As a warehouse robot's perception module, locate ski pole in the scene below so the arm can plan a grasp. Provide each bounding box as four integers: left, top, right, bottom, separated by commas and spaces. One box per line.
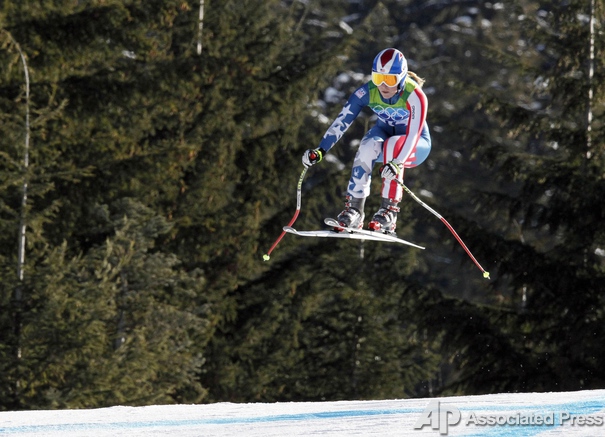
399, 181, 490, 279
263, 166, 308, 261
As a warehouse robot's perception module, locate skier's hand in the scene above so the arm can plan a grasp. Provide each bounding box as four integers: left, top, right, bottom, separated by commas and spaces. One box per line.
380, 161, 403, 181
302, 148, 325, 168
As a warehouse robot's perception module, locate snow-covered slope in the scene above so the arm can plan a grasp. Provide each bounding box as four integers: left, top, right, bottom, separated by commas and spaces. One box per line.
1, 389, 604, 436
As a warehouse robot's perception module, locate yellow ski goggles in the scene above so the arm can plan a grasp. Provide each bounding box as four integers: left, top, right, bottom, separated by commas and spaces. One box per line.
371, 72, 401, 87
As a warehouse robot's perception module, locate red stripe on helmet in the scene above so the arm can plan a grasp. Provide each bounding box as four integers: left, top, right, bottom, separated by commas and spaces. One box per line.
379, 49, 396, 69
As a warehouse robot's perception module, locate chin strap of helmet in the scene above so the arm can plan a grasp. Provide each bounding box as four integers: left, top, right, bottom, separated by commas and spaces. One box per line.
397, 73, 408, 92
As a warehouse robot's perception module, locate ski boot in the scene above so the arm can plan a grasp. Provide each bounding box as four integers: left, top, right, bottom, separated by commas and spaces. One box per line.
335, 195, 365, 231
368, 198, 399, 234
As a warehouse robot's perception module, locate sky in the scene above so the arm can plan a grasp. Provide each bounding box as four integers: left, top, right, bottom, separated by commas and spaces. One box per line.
1, 389, 604, 436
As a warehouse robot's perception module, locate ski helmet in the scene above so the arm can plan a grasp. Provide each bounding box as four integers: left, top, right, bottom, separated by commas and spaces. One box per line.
372, 48, 408, 88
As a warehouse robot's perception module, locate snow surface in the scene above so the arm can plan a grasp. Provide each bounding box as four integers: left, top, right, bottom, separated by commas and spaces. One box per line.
1, 389, 605, 436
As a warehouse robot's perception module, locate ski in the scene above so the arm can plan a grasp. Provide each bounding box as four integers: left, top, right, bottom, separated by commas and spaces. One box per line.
282, 222, 424, 249
323, 218, 425, 249
283, 226, 408, 244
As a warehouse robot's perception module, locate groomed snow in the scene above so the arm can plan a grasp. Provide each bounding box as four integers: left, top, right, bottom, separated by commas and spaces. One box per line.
1, 389, 604, 436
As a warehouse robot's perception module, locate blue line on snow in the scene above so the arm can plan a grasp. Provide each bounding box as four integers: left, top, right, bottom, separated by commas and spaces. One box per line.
0, 408, 419, 434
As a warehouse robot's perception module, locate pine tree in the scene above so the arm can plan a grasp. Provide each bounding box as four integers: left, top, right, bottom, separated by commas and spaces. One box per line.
13, 199, 218, 408
0, 16, 73, 410
449, 0, 605, 392
0, 0, 223, 408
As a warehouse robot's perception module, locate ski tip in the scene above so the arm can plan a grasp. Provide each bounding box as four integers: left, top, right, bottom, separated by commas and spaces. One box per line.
324, 218, 338, 226
324, 218, 346, 232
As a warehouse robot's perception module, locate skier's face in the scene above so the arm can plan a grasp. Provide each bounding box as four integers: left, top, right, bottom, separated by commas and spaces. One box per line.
378, 83, 398, 99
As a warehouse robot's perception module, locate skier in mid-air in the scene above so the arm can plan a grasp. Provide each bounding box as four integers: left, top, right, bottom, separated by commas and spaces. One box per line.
302, 48, 431, 235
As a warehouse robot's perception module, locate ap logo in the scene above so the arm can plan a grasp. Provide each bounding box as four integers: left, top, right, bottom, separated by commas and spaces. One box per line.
414, 400, 461, 435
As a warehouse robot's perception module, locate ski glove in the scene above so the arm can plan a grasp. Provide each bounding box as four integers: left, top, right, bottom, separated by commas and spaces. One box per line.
380, 161, 403, 181
302, 148, 325, 168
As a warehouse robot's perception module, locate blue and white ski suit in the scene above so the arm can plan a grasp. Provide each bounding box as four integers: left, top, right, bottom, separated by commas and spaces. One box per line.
318, 78, 431, 202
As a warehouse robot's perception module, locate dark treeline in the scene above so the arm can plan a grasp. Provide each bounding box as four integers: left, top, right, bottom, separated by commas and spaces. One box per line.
0, 0, 603, 410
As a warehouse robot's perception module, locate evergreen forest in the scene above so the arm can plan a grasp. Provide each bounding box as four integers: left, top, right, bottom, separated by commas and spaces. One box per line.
0, 0, 604, 410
